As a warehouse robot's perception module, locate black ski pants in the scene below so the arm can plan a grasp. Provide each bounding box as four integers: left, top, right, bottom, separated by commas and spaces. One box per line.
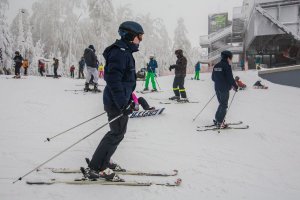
215, 90, 230, 123
173, 76, 187, 98
89, 106, 128, 171
54, 67, 58, 77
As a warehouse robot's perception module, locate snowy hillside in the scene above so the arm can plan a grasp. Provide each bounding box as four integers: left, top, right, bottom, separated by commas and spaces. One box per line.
0, 70, 300, 200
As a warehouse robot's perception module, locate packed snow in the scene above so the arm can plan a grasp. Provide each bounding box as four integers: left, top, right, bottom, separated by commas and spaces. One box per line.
0, 70, 300, 200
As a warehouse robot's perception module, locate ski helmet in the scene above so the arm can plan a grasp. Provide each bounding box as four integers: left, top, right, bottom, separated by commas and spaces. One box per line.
15, 51, 20, 55
175, 49, 183, 56
118, 21, 144, 41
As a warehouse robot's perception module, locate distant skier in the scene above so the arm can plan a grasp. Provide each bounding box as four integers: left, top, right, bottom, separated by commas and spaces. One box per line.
70, 65, 75, 78
38, 59, 45, 76
22, 58, 29, 76
78, 57, 85, 79
132, 92, 155, 111
13, 51, 23, 79
194, 61, 201, 80
83, 45, 100, 92
98, 62, 104, 79
212, 50, 238, 128
253, 80, 268, 89
53, 58, 59, 78
144, 55, 157, 91
235, 76, 247, 90
169, 49, 188, 102
84, 21, 144, 181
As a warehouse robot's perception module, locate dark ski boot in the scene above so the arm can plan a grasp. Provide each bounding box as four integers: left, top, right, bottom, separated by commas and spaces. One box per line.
143, 88, 149, 91
177, 98, 189, 103
93, 83, 101, 93
151, 89, 158, 92
84, 82, 90, 92
107, 161, 126, 172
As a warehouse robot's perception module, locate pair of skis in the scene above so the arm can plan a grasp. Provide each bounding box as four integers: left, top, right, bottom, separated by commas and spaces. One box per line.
197, 121, 249, 132
27, 167, 181, 187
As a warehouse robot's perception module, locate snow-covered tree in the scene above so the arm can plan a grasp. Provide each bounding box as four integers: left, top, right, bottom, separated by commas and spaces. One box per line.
173, 18, 193, 67
0, 0, 13, 71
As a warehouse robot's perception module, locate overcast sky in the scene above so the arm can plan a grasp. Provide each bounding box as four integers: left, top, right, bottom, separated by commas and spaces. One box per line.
7, 0, 243, 46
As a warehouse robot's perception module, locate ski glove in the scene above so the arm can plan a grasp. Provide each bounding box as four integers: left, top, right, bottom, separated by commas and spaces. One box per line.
233, 85, 239, 92
169, 65, 175, 71
122, 103, 135, 116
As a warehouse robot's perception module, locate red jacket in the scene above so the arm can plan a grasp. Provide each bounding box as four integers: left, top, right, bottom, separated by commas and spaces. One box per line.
236, 80, 246, 88
70, 66, 75, 72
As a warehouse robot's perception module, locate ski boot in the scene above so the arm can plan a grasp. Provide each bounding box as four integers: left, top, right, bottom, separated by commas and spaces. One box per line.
151, 88, 158, 92
107, 161, 126, 172
216, 122, 228, 129
93, 83, 101, 93
99, 168, 123, 181
169, 96, 180, 101
84, 82, 90, 92
80, 167, 100, 180
143, 88, 149, 91
145, 106, 156, 111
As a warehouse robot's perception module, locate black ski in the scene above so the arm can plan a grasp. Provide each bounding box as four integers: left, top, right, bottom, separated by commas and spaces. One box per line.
197, 121, 243, 128
197, 125, 249, 132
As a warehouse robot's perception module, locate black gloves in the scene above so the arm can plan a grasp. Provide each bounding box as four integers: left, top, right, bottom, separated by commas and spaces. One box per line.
122, 103, 135, 116
169, 65, 175, 71
233, 85, 239, 92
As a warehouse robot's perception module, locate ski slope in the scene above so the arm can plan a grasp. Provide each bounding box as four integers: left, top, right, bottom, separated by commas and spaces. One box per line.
0, 70, 300, 200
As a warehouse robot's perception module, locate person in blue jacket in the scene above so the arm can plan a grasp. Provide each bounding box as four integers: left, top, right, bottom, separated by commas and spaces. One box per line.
212, 50, 238, 128
144, 55, 158, 91
85, 21, 144, 181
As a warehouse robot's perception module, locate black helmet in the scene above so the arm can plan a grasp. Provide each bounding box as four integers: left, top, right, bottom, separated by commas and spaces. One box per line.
221, 50, 233, 60
118, 21, 144, 41
88, 45, 95, 52
175, 49, 183, 56
15, 51, 20, 55
235, 76, 240, 81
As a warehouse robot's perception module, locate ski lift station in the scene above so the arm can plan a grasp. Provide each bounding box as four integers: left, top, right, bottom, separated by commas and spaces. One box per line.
199, 0, 300, 69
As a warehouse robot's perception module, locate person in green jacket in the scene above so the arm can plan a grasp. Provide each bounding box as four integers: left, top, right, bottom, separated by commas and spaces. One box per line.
144, 55, 157, 91
194, 61, 201, 80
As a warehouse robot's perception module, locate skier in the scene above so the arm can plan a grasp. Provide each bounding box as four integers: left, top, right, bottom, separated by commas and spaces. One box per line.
38, 59, 45, 76
132, 92, 155, 111
70, 65, 75, 78
212, 50, 238, 128
169, 49, 188, 102
194, 61, 201, 80
53, 58, 59, 78
83, 45, 100, 92
143, 55, 157, 91
84, 21, 144, 181
13, 51, 23, 79
98, 63, 104, 79
253, 80, 268, 89
22, 58, 29, 76
235, 76, 247, 90
78, 57, 85, 79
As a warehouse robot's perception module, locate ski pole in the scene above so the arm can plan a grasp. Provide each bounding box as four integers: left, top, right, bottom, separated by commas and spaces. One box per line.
13, 113, 123, 184
192, 94, 216, 122
155, 77, 161, 91
224, 91, 237, 120
45, 112, 107, 142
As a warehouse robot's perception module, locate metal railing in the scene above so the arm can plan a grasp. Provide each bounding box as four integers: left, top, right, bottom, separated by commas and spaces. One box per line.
200, 26, 232, 46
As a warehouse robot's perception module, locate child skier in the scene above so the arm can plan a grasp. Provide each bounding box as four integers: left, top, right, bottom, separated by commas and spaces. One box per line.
13, 51, 23, 79
194, 61, 201, 80
132, 92, 155, 111
144, 56, 158, 91
70, 65, 75, 78
253, 80, 268, 89
22, 59, 29, 76
98, 63, 104, 79
235, 76, 247, 90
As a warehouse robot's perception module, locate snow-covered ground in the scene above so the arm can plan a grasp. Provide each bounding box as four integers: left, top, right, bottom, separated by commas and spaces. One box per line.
1, 70, 300, 200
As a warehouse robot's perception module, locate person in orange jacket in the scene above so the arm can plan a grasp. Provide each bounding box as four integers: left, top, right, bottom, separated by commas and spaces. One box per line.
22, 59, 29, 76
235, 76, 247, 90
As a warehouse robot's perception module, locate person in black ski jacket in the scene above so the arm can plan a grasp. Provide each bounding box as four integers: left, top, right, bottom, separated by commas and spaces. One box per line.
13, 51, 23, 78
212, 50, 238, 128
86, 21, 144, 181
83, 45, 100, 92
169, 49, 188, 101
53, 58, 59, 78
78, 57, 85, 79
